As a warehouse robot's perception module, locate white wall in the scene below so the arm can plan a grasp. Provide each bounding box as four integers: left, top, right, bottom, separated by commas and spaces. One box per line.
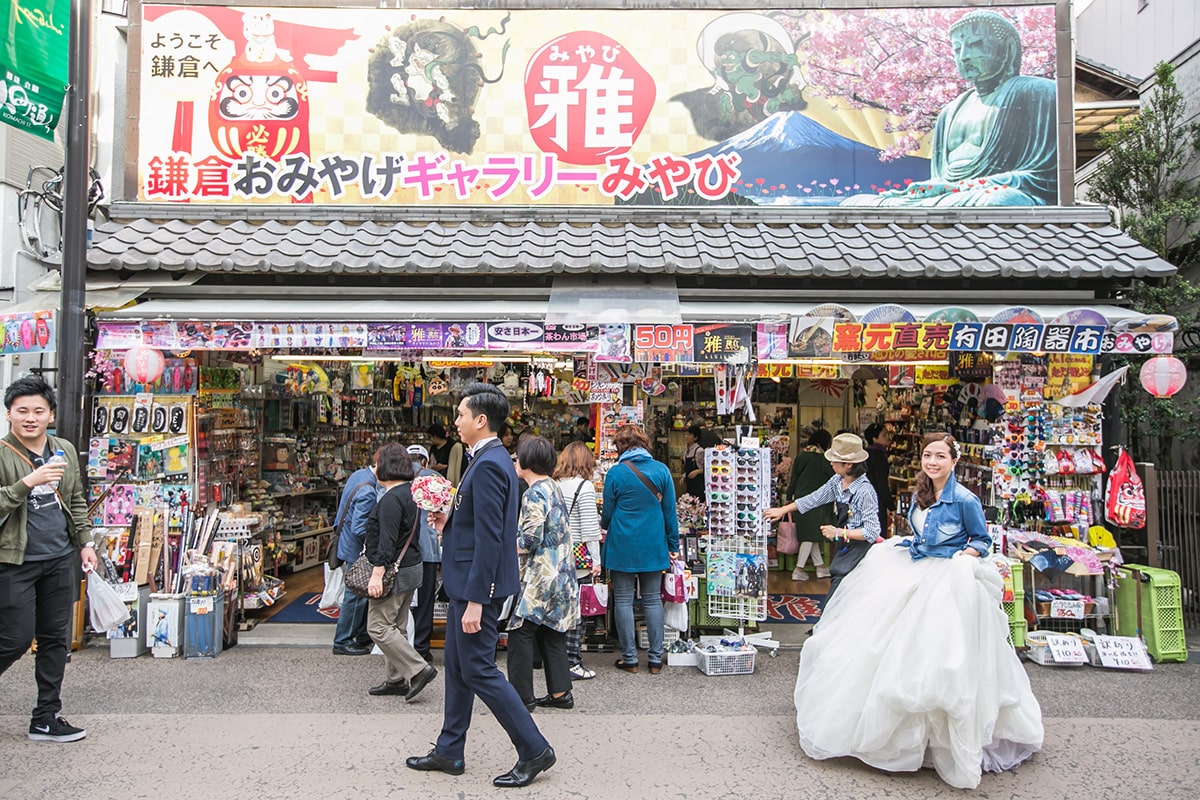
1076, 0, 1200, 81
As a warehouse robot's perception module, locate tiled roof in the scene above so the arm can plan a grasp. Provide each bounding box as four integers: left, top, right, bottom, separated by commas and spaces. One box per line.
87, 205, 1176, 280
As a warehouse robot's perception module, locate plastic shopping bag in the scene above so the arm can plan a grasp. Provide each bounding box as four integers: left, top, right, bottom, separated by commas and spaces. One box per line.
86, 569, 130, 633
319, 564, 345, 610
661, 559, 687, 604
664, 601, 689, 632
580, 583, 609, 616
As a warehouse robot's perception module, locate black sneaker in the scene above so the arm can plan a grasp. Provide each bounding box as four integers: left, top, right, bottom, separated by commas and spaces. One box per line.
29, 716, 87, 742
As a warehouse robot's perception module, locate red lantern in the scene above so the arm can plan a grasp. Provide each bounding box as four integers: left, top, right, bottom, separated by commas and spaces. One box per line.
1139, 356, 1187, 398
124, 346, 166, 385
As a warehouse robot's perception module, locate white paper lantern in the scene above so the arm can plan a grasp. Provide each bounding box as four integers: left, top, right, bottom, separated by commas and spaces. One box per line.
1139, 356, 1187, 398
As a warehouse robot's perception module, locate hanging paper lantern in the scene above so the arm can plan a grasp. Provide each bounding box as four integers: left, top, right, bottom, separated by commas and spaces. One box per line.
123, 346, 166, 385
1139, 356, 1187, 398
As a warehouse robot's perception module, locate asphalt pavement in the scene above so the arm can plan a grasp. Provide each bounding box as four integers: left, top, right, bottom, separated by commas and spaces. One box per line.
2, 635, 1198, 800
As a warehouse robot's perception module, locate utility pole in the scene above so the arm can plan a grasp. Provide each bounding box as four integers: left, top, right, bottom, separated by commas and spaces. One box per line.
58, 0, 92, 452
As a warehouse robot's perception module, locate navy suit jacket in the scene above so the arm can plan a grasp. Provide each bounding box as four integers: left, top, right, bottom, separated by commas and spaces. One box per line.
440, 440, 521, 604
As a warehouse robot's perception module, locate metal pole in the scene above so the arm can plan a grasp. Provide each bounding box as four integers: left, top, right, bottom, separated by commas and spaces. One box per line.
1139, 462, 1161, 569
58, 0, 92, 452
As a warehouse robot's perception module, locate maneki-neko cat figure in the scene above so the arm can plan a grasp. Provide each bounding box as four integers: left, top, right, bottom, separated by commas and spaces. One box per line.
208, 13, 310, 166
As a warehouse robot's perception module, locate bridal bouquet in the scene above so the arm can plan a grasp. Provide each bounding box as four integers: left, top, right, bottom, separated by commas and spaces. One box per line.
411, 473, 454, 511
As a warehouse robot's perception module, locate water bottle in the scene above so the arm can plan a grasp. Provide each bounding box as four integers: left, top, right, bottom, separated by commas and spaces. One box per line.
47, 449, 66, 490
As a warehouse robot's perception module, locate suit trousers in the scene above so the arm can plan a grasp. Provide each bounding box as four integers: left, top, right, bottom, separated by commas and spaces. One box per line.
367, 590, 428, 685
436, 597, 549, 761
0, 554, 76, 723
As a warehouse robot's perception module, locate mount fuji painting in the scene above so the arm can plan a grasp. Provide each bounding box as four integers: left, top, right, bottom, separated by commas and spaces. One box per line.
618, 111, 931, 207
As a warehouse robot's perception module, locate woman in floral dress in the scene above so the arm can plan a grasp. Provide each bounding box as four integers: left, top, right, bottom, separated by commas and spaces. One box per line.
507, 435, 580, 711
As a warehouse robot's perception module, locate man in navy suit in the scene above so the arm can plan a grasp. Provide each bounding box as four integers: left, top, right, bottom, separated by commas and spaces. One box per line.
406, 383, 555, 788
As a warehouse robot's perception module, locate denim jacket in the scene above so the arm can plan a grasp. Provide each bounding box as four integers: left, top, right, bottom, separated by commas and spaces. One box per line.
899, 472, 990, 560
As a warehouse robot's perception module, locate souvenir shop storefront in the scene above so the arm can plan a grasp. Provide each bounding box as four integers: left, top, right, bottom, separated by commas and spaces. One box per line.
80, 279, 1185, 664
81, 0, 1187, 663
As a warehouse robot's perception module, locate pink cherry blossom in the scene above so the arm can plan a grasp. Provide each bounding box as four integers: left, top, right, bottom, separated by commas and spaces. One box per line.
774, 7, 1055, 160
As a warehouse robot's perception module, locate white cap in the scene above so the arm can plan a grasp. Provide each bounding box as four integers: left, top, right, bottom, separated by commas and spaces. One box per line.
406, 444, 430, 460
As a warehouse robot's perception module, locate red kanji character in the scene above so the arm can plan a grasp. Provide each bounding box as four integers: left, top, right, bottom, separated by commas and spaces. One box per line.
191, 155, 232, 198
862, 324, 895, 352
832, 323, 864, 352
145, 154, 192, 198
893, 323, 921, 349
692, 153, 741, 200
922, 323, 952, 351
599, 155, 647, 200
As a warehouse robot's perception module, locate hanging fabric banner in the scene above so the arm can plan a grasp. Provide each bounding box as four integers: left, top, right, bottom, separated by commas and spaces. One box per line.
1, 0, 70, 139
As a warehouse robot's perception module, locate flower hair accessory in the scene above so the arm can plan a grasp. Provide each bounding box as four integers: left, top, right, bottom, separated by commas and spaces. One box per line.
411, 473, 454, 511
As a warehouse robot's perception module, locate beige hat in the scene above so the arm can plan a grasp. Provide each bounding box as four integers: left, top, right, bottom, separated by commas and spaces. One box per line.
824, 433, 868, 464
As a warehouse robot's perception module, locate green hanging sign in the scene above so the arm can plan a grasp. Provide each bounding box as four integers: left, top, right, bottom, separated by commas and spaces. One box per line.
1, 0, 70, 140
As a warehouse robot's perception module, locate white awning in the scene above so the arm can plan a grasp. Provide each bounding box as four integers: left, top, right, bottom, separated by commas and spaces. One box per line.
95, 297, 1148, 326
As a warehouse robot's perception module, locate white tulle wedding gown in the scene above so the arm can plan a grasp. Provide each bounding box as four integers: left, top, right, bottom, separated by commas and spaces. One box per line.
794, 542, 1044, 789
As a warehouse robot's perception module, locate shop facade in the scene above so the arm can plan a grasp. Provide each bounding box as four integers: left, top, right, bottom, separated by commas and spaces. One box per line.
80, 1, 1181, 658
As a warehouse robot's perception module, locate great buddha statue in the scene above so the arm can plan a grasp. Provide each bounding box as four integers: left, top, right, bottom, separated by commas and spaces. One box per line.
843, 10, 1058, 207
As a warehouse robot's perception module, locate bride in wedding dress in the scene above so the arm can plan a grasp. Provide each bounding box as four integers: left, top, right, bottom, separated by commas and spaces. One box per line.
793, 433, 1043, 790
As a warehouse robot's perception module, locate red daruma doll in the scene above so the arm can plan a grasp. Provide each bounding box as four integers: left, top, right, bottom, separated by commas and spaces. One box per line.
208, 13, 310, 166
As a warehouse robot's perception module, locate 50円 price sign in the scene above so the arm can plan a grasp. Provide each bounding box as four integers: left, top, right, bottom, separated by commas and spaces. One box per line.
1050, 599, 1085, 619
1092, 635, 1153, 670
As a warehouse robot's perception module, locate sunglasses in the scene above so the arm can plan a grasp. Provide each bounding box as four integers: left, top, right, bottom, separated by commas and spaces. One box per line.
709, 492, 732, 502
709, 464, 731, 475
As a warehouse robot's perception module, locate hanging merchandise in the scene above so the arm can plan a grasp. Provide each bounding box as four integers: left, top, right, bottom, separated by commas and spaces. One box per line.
1105, 448, 1146, 529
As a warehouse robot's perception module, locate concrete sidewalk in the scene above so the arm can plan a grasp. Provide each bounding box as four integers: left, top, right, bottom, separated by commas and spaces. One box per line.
3, 643, 1197, 800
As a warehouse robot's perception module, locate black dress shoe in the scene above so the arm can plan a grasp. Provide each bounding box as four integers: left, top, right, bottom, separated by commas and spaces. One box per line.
493, 746, 556, 788
368, 680, 409, 696
406, 665, 438, 701
523, 698, 537, 713
406, 748, 465, 776
332, 643, 371, 656
535, 691, 574, 709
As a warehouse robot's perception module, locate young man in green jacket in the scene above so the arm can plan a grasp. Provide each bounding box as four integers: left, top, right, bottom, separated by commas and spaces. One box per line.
0, 376, 96, 742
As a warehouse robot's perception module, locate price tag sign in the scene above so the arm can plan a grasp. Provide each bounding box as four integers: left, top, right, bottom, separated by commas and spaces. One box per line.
189, 596, 214, 615
1092, 635, 1153, 670
1046, 634, 1088, 664
114, 581, 140, 603
1050, 599, 1085, 619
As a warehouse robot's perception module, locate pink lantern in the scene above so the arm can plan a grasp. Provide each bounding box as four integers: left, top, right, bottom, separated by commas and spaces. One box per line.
123, 346, 166, 385
1139, 356, 1187, 398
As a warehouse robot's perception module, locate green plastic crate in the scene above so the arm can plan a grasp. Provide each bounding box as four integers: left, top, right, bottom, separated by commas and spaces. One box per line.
1008, 619, 1027, 649
1115, 565, 1188, 663
1003, 560, 1025, 624
691, 578, 751, 631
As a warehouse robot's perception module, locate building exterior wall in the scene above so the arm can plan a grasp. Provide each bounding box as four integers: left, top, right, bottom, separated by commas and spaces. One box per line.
1076, 0, 1200, 82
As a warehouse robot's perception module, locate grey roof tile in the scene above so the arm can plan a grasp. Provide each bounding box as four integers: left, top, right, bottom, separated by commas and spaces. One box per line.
86, 215, 1177, 281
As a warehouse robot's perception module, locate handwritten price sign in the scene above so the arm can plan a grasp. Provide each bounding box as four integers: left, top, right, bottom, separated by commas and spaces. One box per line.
1046, 634, 1088, 664
1050, 599, 1085, 619
1092, 635, 1153, 670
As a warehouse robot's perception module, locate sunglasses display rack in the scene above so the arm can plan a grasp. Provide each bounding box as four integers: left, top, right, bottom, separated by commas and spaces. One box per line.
703, 446, 771, 625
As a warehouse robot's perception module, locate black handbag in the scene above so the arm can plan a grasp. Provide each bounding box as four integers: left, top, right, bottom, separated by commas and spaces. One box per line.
344, 515, 419, 597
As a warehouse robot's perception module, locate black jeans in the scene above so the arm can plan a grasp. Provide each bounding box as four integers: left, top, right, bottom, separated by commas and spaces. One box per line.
0, 554, 77, 723
412, 561, 440, 658
505, 621, 571, 705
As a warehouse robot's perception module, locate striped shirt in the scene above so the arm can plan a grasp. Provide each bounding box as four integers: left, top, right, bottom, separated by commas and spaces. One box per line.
556, 476, 602, 543
792, 473, 881, 543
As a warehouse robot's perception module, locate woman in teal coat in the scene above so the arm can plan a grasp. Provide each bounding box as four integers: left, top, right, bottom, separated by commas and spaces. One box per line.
601, 425, 680, 675
786, 430, 834, 582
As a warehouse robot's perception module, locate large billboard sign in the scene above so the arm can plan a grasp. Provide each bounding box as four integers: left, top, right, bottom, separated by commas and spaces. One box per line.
137, 5, 1058, 207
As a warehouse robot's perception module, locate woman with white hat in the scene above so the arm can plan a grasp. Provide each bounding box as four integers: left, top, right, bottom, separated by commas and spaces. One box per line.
766, 432, 881, 604
778, 433, 1043, 790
